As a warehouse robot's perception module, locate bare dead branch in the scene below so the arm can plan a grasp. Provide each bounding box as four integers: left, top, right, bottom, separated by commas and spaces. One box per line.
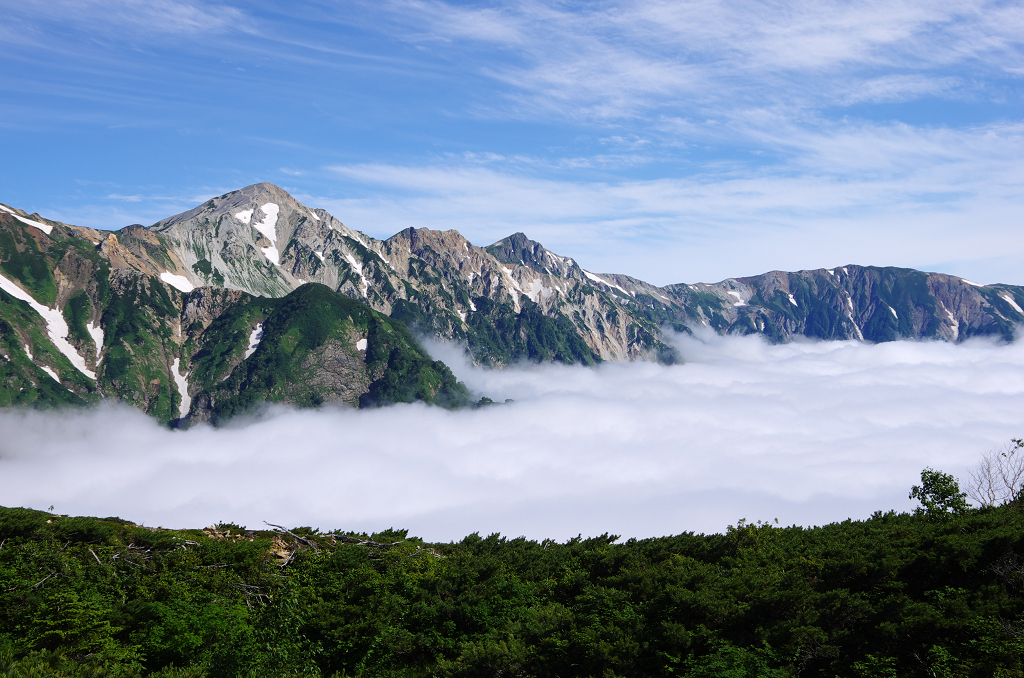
88, 548, 102, 566
230, 582, 263, 591
968, 440, 1024, 507
264, 521, 320, 554
329, 534, 406, 550
30, 571, 58, 589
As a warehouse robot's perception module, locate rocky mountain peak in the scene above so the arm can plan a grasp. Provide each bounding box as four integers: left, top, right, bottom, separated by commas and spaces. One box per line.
485, 232, 578, 278
486, 232, 544, 265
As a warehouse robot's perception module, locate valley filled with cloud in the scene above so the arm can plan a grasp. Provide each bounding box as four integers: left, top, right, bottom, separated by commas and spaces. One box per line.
2, 332, 1020, 540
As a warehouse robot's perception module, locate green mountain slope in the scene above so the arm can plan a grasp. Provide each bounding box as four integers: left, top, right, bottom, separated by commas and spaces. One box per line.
185, 284, 469, 423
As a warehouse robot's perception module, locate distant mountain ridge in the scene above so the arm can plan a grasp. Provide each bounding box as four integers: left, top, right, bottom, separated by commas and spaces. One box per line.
128, 183, 1024, 355
1, 183, 1021, 422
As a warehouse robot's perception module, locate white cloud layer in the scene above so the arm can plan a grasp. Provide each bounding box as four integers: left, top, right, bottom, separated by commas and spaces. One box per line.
2, 333, 1022, 541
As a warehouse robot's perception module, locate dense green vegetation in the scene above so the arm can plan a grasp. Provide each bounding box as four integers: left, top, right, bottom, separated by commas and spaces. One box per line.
463, 296, 601, 366
2, 469, 1023, 677
98, 275, 180, 422
0, 228, 57, 307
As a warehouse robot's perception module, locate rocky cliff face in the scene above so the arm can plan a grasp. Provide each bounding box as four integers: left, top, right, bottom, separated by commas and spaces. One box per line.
662, 265, 1024, 344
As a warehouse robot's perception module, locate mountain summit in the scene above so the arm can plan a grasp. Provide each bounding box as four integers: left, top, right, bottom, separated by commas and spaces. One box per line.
1, 183, 1022, 423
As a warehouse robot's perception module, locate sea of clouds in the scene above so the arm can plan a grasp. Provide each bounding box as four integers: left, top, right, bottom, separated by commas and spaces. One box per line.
1, 331, 1022, 542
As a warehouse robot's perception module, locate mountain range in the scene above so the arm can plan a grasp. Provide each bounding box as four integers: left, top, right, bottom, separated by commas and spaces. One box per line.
2, 182, 1022, 424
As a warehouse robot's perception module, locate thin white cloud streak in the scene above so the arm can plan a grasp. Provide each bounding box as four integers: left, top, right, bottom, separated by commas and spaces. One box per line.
1, 334, 1022, 541
379, 0, 1024, 119
2, 0, 248, 39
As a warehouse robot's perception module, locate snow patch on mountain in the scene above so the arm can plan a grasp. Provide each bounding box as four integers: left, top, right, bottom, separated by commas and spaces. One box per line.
40, 365, 60, 382
582, 270, 633, 297
889, 306, 898, 319
524, 278, 553, 303
244, 324, 264, 359
0, 204, 53, 235
727, 291, 746, 307
356, 338, 367, 351
788, 294, 798, 306
499, 267, 523, 312
234, 209, 253, 224
501, 267, 522, 292
1000, 294, 1024, 315
847, 312, 864, 339
171, 358, 191, 419
251, 203, 281, 265
344, 253, 369, 297
159, 272, 194, 293
0, 271, 95, 380
342, 228, 370, 250
87, 322, 104, 359
945, 309, 960, 340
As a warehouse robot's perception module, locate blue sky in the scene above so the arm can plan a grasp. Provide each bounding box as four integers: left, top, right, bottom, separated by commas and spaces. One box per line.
1, 0, 1022, 285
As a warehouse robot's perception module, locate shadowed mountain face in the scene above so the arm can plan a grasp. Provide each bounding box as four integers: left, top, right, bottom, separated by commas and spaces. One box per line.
1, 183, 1022, 422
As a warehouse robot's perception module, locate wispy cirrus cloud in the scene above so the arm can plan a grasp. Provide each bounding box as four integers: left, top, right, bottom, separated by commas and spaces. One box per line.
374, 0, 1024, 120
3, 0, 249, 39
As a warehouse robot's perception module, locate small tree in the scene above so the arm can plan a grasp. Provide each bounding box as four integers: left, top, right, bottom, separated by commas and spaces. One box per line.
967, 438, 1024, 508
910, 468, 968, 518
